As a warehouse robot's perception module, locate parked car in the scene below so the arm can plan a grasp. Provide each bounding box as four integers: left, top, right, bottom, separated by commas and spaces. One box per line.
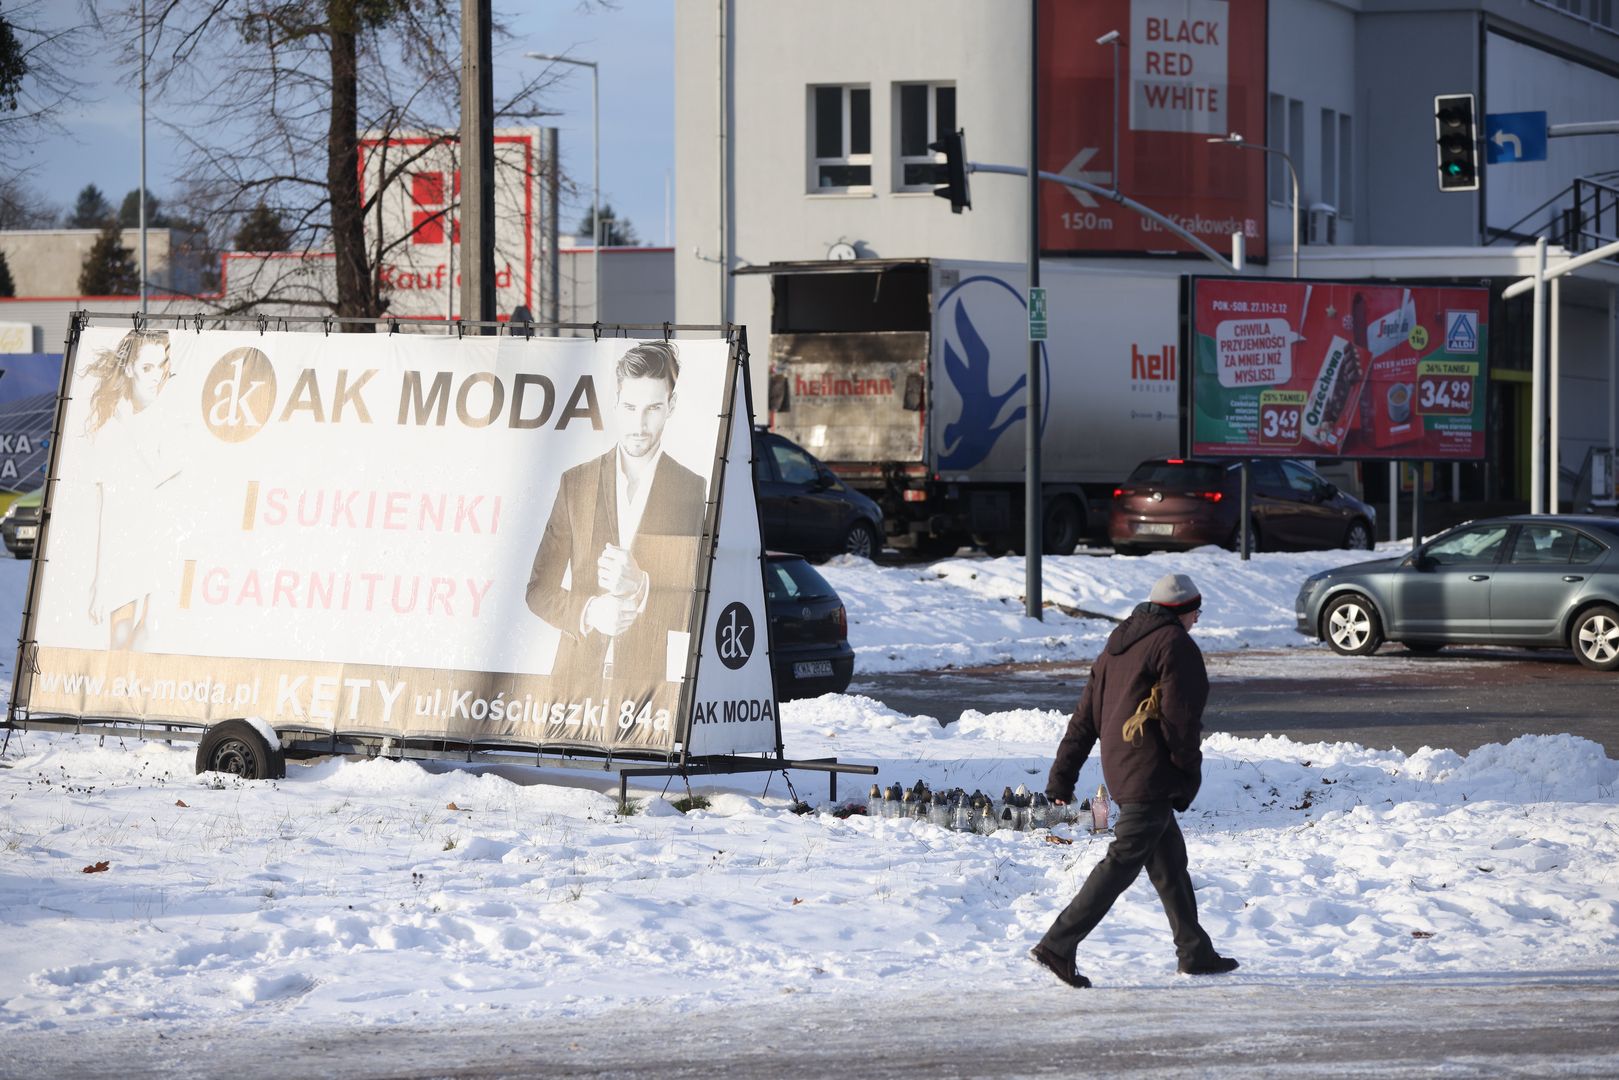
764, 551, 854, 699
1296, 515, 1619, 671
755, 428, 884, 561
1, 488, 43, 559
1110, 458, 1376, 555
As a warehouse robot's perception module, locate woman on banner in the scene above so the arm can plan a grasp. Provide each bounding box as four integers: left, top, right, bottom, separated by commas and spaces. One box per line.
80, 328, 181, 650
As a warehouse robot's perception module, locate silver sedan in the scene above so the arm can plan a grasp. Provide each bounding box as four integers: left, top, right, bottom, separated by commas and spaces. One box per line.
1295, 515, 1619, 671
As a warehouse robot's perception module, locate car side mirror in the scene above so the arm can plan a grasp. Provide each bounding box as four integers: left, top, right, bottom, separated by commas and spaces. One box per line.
1402, 552, 1434, 571
1320, 482, 1338, 500
816, 468, 838, 490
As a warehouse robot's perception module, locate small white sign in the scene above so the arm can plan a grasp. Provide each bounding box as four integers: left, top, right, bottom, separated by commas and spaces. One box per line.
0, 322, 34, 354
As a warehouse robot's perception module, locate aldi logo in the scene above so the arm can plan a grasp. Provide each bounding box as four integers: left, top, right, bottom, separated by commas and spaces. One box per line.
1445, 311, 1479, 354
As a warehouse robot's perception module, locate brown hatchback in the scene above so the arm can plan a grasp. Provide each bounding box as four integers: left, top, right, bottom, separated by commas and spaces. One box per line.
1109, 458, 1377, 555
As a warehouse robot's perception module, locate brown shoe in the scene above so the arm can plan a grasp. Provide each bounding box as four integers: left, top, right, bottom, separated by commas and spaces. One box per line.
1028, 944, 1092, 988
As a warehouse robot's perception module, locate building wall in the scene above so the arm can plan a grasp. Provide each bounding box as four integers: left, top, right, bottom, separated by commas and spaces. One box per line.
0, 229, 204, 298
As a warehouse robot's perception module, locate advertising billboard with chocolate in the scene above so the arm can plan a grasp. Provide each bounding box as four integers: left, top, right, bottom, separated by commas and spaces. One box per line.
1190, 279, 1490, 461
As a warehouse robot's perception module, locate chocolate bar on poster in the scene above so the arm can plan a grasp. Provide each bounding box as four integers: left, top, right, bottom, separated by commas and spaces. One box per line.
1300, 335, 1367, 453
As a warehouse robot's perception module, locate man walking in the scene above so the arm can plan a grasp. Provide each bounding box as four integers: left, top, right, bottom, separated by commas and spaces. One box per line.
1029, 572, 1239, 988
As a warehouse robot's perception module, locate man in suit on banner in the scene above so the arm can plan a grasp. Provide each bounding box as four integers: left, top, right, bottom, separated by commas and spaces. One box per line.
526, 340, 707, 695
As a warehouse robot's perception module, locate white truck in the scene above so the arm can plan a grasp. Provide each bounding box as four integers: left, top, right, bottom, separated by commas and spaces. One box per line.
762, 258, 1185, 556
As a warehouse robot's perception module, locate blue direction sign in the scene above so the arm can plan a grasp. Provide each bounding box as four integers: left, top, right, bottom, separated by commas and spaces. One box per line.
1485, 111, 1548, 164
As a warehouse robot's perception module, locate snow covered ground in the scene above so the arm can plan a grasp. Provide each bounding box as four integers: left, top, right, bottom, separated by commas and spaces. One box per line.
1, 548, 1616, 1072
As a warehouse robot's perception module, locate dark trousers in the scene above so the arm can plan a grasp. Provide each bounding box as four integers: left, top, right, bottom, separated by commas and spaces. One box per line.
1039, 800, 1217, 967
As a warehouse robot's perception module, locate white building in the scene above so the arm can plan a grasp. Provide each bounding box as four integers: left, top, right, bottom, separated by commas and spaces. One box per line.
675, 0, 1619, 511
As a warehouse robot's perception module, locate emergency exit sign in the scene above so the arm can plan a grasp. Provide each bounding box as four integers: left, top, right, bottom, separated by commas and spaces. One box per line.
1028, 286, 1048, 341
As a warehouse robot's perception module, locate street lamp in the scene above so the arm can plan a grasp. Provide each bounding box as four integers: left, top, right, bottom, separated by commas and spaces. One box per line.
526, 52, 600, 323
1095, 30, 1121, 195
1206, 132, 1298, 279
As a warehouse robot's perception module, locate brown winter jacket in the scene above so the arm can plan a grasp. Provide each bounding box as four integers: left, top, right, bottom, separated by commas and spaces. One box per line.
1045, 604, 1209, 810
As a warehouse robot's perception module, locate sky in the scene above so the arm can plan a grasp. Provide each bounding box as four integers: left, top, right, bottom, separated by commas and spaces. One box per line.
1, 546, 1616, 1072
18, 1, 675, 246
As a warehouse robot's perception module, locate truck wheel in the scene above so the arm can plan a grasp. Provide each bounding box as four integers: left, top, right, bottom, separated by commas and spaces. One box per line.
1042, 498, 1084, 557
196, 720, 286, 780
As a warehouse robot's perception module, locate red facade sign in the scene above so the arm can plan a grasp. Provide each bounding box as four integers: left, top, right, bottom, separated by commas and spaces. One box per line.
1038, 0, 1268, 258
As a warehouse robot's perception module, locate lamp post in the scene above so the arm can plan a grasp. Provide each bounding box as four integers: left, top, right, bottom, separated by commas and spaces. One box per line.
526, 52, 600, 323
1095, 30, 1121, 195
1206, 132, 1298, 279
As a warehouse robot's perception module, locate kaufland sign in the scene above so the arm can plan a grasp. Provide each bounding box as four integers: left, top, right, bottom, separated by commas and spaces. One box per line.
358, 129, 540, 320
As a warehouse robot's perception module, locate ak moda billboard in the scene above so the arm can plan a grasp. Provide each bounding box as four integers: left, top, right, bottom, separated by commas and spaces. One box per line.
20, 325, 777, 758
1038, 0, 1268, 257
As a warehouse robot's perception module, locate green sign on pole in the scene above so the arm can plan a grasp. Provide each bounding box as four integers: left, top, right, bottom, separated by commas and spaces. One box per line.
1028, 286, 1048, 341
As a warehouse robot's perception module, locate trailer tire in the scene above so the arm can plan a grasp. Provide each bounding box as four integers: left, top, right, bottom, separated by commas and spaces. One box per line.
196, 720, 286, 780
1043, 497, 1084, 557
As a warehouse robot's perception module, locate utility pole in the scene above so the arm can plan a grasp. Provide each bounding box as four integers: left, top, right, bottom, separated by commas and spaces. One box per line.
1025, 0, 1043, 620
459, 0, 496, 329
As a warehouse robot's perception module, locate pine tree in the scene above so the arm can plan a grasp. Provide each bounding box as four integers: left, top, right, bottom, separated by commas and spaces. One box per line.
117, 189, 171, 229
0, 249, 14, 298
577, 203, 638, 247
77, 221, 139, 295
66, 184, 113, 228
234, 201, 291, 252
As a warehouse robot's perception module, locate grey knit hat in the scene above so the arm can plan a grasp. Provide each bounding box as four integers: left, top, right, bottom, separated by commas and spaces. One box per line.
1149, 573, 1201, 613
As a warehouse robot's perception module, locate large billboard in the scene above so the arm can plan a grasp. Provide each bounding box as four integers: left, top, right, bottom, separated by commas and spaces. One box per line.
1038, 0, 1268, 257
1191, 278, 1491, 460
18, 325, 776, 758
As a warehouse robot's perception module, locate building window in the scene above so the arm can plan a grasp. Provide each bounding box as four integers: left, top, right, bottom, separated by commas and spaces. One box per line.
811, 85, 871, 191
1266, 94, 1287, 205
1319, 108, 1338, 210
1338, 113, 1354, 220
895, 82, 956, 190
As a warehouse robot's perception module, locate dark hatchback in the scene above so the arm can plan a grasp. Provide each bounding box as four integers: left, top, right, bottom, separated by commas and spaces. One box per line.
1296, 515, 1619, 671
1, 488, 43, 559
1110, 458, 1377, 555
764, 552, 854, 700
755, 428, 884, 561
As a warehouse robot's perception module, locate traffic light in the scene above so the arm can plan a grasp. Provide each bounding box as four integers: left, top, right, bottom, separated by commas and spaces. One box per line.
930, 129, 971, 213
1434, 94, 1479, 192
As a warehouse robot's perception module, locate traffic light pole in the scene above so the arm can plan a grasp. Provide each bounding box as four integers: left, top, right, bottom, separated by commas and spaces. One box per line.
1025, 0, 1042, 621
970, 163, 1240, 275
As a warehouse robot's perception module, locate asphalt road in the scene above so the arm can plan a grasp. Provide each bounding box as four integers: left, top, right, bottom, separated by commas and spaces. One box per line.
11, 978, 1616, 1078
847, 645, 1619, 756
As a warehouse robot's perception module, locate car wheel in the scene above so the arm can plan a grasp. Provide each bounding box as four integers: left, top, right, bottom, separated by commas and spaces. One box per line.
1570, 604, 1619, 671
1344, 519, 1374, 551
195, 720, 286, 780
842, 521, 879, 560
1322, 593, 1383, 656
1228, 519, 1262, 554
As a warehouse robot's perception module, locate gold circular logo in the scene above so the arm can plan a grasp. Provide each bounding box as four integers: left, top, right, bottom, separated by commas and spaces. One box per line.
201, 346, 278, 443
1408, 325, 1430, 350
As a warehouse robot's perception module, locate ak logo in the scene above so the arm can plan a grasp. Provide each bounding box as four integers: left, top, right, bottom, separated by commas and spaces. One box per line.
715, 602, 755, 670
202, 346, 278, 443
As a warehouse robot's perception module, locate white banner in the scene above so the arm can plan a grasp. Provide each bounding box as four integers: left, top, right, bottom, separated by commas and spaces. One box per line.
23, 324, 776, 756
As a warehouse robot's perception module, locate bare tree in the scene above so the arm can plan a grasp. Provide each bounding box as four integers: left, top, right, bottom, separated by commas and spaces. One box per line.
0, 0, 91, 153
120, 1, 560, 325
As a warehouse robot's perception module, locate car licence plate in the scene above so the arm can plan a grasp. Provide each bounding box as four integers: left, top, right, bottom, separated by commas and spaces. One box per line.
793, 660, 833, 679
17, 526, 37, 540
1134, 522, 1174, 536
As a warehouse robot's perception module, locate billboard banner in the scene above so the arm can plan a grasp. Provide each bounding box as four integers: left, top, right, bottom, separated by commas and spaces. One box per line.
20, 325, 777, 757
1191, 278, 1491, 460
1038, 0, 1268, 257
0, 353, 62, 494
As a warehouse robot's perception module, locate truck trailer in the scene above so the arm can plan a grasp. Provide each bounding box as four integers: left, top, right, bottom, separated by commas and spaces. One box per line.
761, 258, 1186, 556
